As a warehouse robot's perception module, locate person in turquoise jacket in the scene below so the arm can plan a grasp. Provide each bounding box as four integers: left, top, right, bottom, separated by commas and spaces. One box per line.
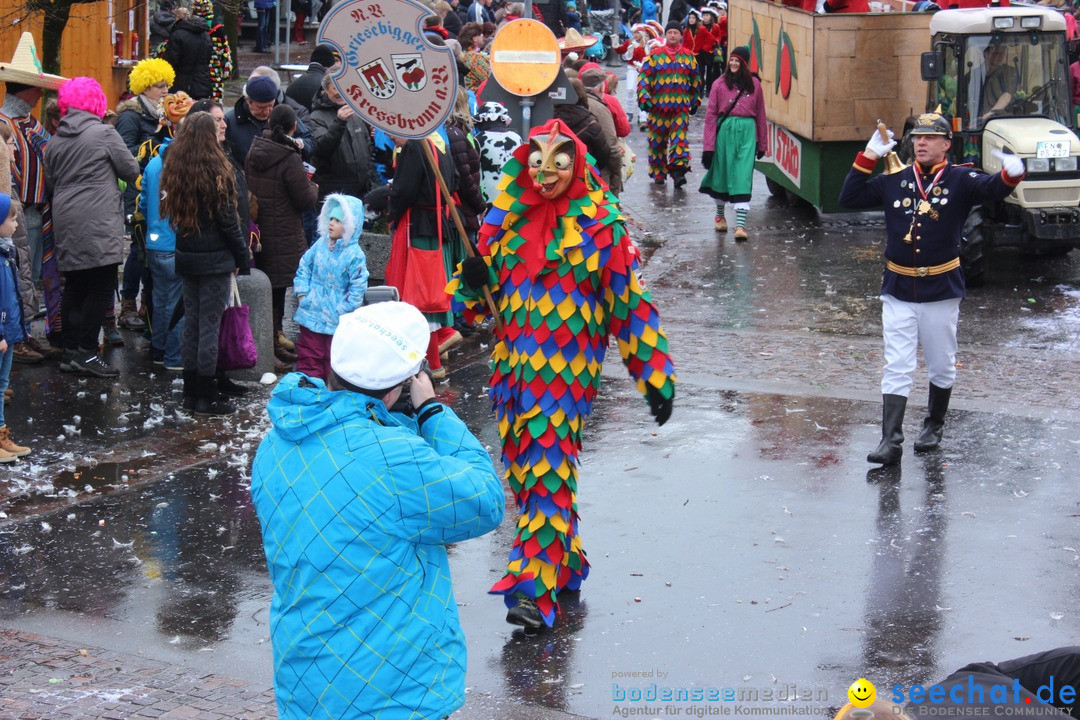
250, 301, 506, 720
292, 193, 368, 381
138, 137, 185, 370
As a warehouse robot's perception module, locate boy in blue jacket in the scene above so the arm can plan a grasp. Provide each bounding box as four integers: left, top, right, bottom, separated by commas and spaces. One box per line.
251, 301, 505, 720
0, 194, 30, 462
292, 193, 368, 381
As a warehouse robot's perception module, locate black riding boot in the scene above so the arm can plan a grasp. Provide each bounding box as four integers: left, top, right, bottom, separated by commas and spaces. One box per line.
182, 370, 197, 411
867, 394, 907, 466
195, 376, 236, 416
914, 384, 952, 452
217, 371, 249, 397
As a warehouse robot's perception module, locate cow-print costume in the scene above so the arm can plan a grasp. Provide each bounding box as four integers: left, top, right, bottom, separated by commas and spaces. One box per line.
472, 102, 523, 205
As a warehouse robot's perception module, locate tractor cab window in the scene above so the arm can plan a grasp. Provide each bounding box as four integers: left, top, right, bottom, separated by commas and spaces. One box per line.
961, 32, 1070, 130
930, 40, 961, 119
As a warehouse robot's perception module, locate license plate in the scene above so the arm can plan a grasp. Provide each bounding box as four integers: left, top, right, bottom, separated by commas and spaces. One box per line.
1036, 141, 1070, 159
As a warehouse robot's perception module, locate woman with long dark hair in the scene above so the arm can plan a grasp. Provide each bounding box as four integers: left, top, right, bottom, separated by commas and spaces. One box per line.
245, 104, 319, 366
698, 45, 767, 241
160, 111, 251, 415
177, 98, 254, 397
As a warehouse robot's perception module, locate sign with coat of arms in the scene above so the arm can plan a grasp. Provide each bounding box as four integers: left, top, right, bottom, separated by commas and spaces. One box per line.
319, 0, 457, 138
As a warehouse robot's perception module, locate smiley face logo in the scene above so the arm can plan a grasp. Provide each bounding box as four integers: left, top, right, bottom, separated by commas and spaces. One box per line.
847, 678, 876, 708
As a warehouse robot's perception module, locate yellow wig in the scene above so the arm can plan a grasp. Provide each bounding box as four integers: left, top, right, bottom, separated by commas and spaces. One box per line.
128, 58, 175, 95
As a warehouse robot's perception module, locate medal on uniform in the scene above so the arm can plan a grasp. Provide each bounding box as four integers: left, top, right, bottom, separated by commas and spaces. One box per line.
912, 164, 946, 222
903, 198, 912, 207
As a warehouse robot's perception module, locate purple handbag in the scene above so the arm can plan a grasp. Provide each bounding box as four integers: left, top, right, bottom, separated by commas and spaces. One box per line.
218, 277, 258, 371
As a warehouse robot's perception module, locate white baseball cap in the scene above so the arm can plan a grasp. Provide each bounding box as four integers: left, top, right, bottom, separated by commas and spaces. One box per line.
330, 302, 429, 389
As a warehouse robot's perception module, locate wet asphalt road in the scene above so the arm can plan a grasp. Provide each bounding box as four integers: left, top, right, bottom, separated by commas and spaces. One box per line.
2, 105, 1080, 719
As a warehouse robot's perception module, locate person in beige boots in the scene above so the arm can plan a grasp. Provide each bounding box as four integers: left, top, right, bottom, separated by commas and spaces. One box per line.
0, 193, 32, 462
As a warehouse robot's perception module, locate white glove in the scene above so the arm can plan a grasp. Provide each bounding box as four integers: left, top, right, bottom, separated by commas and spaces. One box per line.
865, 129, 896, 159
992, 149, 1025, 179
248, 0, 257, 18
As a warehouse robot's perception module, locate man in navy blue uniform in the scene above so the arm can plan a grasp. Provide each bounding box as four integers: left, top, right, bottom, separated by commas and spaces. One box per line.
839, 111, 1024, 466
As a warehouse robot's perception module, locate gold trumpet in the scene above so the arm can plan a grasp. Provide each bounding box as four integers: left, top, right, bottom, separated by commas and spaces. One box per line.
877, 120, 908, 175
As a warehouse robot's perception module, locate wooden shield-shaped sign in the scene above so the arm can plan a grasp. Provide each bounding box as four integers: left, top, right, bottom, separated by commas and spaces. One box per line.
318, 0, 457, 139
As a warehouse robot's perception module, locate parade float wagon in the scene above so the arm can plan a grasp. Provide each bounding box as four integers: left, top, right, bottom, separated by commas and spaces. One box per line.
732, 0, 1080, 282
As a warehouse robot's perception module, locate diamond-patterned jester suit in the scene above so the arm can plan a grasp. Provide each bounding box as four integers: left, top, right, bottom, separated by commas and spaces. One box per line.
636, 42, 700, 181
448, 119, 676, 626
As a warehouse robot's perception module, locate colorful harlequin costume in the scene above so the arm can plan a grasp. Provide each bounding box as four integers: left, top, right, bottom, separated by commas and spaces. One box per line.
447, 119, 676, 627
208, 23, 232, 103
617, 24, 659, 126
636, 35, 700, 183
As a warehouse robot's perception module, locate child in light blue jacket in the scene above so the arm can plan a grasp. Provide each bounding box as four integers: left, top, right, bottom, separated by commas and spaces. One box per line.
292, 193, 368, 380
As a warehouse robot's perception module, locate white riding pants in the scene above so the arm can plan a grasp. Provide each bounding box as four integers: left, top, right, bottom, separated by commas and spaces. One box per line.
880, 293, 961, 397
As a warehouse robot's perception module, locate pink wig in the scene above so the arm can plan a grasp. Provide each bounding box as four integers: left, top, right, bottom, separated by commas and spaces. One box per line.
57, 77, 108, 119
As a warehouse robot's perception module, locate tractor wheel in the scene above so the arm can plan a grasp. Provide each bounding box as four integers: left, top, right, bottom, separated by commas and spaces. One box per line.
765, 176, 787, 198
961, 207, 988, 287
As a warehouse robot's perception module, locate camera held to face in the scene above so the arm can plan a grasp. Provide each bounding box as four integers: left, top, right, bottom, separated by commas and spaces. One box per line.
390, 360, 432, 415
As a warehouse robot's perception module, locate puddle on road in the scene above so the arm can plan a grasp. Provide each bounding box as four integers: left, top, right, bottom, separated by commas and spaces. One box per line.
52, 462, 129, 493
0, 462, 267, 643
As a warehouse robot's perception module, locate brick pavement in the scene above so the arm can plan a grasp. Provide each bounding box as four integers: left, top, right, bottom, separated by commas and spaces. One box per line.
0, 630, 276, 720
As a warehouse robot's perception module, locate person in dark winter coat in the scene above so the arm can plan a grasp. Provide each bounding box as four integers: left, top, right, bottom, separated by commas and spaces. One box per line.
307, 74, 374, 201
580, 67, 623, 195
444, 88, 485, 240
284, 44, 337, 112
438, 0, 463, 36
163, 12, 212, 99
553, 77, 614, 178
384, 134, 462, 381
116, 57, 176, 227
226, 72, 315, 168
668, 0, 689, 23
473, 101, 522, 204
160, 111, 251, 416
245, 104, 319, 364
44, 78, 140, 379
148, 0, 178, 56
117, 58, 174, 156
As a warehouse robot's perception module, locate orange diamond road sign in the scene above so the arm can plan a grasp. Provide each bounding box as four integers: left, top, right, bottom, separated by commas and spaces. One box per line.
489, 19, 561, 97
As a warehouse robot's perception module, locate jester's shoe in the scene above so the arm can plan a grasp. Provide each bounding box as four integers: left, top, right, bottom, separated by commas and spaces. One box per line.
506, 594, 544, 630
